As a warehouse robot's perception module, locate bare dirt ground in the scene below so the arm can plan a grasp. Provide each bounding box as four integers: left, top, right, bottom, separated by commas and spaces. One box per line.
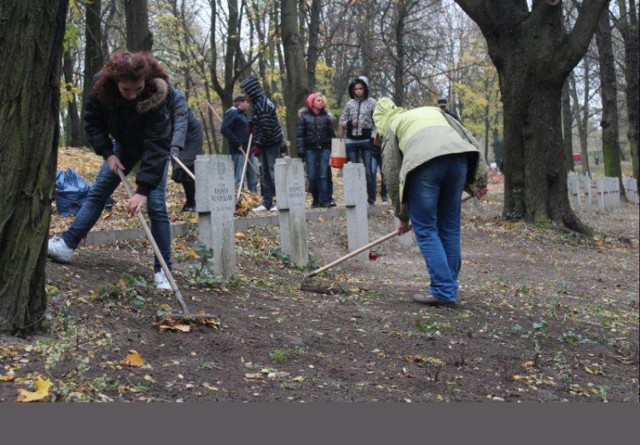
1, 148, 638, 402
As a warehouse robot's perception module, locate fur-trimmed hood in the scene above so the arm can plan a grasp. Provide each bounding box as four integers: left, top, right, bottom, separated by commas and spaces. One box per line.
136, 78, 169, 114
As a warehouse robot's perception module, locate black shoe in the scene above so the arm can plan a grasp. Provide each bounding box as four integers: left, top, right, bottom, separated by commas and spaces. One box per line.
181, 205, 196, 212
319, 202, 332, 208
368, 199, 375, 206
330, 199, 337, 207
311, 202, 319, 208
381, 197, 388, 203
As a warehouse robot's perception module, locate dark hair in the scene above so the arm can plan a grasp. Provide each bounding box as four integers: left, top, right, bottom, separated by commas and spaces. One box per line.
92, 51, 168, 107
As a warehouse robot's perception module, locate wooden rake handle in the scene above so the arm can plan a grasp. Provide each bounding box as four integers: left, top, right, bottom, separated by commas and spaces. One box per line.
236, 133, 255, 203
304, 230, 400, 279
116, 169, 190, 314
172, 155, 196, 181
303, 193, 477, 279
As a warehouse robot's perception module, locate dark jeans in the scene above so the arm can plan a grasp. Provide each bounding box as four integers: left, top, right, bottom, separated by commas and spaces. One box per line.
305, 148, 331, 205
346, 140, 375, 203
62, 147, 171, 272
259, 143, 281, 209
371, 151, 388, 200
405, 153, 468, 302
232, 152, 259, 192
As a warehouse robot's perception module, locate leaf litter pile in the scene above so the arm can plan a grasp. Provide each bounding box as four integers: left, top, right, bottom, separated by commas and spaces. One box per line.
1, 146, 637, 402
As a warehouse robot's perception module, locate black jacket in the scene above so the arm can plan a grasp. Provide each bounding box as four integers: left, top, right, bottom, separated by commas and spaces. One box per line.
296, 109, 335, 157
220, 106, 250, 156
84, 78, 172, 196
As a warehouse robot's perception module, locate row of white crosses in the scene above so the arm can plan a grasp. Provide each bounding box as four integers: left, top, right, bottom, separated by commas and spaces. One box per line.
567, 172, 638, 211
194, 155, 371, 280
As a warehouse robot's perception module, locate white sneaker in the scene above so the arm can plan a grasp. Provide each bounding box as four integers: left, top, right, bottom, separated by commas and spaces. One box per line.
252, 205, 268, 212
47, 236, 74, 263
270, 205, 278, 211
154, 270, 172, 290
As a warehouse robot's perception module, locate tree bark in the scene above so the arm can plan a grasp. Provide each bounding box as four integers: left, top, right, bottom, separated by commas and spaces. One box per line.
306, 0, 321, 91
615, 0, 639, 192
0, 0, 69, 333
595, 9, 626, 199
123, 0, 153, 52
281, 0, 309, 156
83, 0, 104, 146
454, 0, 608, 233
562, 79, 574, 172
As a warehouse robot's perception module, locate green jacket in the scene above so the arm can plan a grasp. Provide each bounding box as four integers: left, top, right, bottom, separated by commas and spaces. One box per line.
373, 97, 488, 221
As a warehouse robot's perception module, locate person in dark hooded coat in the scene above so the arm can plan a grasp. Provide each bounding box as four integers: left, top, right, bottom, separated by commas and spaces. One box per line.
239, 76, 284, 212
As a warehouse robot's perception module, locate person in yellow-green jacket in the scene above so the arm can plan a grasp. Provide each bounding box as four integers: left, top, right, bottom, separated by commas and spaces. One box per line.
373, 97, 488, 307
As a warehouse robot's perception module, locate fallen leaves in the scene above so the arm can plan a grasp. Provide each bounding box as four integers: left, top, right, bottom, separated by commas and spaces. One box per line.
0, 369, 16, 382
155, 310, 221, 332
16, 378, 52, 403
123, 351, 144, 368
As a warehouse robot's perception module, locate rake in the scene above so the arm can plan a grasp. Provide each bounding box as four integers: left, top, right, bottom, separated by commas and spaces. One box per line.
116, 169, 218, 323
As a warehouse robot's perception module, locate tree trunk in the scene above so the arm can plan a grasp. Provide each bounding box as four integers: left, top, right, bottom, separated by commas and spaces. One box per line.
0, 0, 69, 333
595, 9, 626, 199
62, 50, 83, 147
281, 0, 309, 156
569, 69, 591, 176
82, 0, 103, 146
455, 0, 608, 233
562, 79, 574, 172
616, 0, 639, 192
392, 1, 408, 106
123, 0, 153, 52
356, 2, 375, 81
306, 0, 321, 91
210, 0, 247, 139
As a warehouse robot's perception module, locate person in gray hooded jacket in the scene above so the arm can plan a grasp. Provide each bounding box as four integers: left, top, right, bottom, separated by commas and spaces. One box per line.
338, 76, 377, 205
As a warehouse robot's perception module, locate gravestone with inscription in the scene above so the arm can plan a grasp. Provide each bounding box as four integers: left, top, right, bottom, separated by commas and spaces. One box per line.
274, 157, 308, 267
195, 154, 236, 279
343, 162, 369, 261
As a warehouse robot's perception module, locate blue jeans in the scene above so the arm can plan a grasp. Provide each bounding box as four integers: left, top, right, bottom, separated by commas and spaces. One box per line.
259, 143, 281, 209
346, 141, 375, 203
305, 148, 331, 205
232, 152, 258, 192
62, 149, 172, 273
371, 152, 388, 200
405, 153, 468, 302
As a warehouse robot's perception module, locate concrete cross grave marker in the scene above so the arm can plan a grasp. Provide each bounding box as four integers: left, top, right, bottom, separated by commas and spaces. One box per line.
195, 154, 236, 279
274, 157, 309, 267
343, 162, 369, 261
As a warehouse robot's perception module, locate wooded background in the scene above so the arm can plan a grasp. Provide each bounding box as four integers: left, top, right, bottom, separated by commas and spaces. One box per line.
58, 1, 637, 179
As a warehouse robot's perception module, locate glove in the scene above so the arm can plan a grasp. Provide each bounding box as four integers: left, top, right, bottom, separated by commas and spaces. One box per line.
170, 146, 180, 158
251, 144, 262, 157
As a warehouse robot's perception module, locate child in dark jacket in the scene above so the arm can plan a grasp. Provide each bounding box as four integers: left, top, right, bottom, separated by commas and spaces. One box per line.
296, 93, 335, 207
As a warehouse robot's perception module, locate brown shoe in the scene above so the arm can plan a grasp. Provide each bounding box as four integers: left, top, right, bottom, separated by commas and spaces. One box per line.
412, 294, 457, 307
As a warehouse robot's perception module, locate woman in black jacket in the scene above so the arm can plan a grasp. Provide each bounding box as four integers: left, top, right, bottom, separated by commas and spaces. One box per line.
47, 51, 174, 290
296, 93, 335, 207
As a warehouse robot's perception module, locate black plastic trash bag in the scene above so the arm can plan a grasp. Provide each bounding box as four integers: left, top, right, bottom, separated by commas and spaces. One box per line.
55, 168, 90, 216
